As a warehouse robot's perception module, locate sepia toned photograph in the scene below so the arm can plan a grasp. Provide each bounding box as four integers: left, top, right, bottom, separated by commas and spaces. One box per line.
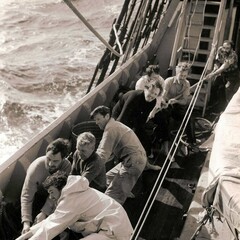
1, 0, 240, 239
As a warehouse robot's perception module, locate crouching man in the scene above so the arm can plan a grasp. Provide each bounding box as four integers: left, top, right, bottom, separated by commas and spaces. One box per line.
16, 171, 133, 240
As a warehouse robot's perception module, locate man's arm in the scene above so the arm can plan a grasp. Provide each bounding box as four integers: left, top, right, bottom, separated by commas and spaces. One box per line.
174, 81, 190, 105
112, 91, 136, 127
205, 61, 231, 80
21, 165, 39, 225
81, 157, 104, 183
70, 152, 78, 175
97, 130, 115, 163
162, 77, 172, 101
112, 93, 125, 120
39, 159, 71, 218
28, 198, 81, 240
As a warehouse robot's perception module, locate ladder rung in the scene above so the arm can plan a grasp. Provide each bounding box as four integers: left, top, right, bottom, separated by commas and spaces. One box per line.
199, 37, 213, 42
193, 0, 221, 6
204, 13, 218, 18
188, 73, 201, 80
202, 25, 215, 30
195, 101, 205, 108
182, 48, 210, 55
192, 61, 206, 67
184, 36, 213, 42
199, 88, 208, 94
205, 1, 221, 6
187, 24, 215, 30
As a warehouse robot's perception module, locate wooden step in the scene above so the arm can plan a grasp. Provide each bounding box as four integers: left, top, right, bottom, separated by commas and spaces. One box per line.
183, 37, 213, 50
191, 61, 206, 68
184, 36, 213, 42
192, 0, 221, 5
204, 12, 218, 18
188, 73, 201, 81
182, 48, 210, 55
190, 1, 220, 13
205, 1, 221, 6
202, 25, 215, 30
187, 24, 215, 30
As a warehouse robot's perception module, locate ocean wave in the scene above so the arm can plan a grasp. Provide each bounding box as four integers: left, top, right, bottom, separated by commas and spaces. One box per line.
0, 0, 124, 163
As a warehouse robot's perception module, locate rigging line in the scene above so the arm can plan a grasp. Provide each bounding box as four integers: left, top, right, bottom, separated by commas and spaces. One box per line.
167, 58, 210, 163
133, 0, 153, 54
189, 0, 207, 66
108, 0, 139, 75
186, 0, 198, 63
152, 0, 166, 33
122, 0, 148, 63
63, 0, 122, 58
112, 24, 123, 56
131, 59, 211, 239
121, 0, 143, 53
184, 0, 199, 64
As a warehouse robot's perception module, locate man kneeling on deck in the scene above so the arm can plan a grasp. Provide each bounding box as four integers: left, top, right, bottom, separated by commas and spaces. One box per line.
90, 105, 147, 205
20, 138, 72, 234
16, 171, 133, 240
153, 61, 196, 156
71, 132, 106, 192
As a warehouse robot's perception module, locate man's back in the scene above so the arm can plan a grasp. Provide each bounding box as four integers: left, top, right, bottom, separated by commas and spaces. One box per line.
97, 118, 146, 163
71, 152, 106, 191
21, 156, 71, 223
112, 90, 156, 128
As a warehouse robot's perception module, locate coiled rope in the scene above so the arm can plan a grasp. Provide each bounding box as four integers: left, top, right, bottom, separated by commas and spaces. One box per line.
63, 0, 123, 57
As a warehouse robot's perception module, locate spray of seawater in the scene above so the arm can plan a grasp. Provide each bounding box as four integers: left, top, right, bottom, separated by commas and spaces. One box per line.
0, 0, 124, 164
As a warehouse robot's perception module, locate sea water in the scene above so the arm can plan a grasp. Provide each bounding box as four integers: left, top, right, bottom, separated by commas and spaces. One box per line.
0, 0, 123, 164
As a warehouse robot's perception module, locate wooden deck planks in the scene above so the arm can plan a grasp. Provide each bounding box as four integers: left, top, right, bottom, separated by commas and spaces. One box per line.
123, 149, 207, 240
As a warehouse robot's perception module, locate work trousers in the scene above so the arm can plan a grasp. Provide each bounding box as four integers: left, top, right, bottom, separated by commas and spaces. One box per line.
153, 104, 196, 144
105, 151, 147, 205
209, 69, 240, 110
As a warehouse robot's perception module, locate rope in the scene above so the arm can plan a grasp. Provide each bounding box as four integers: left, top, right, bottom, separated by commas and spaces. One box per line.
190, 207, 218, 240
131, 55, 211, 240
131, 1, 216, 236
185, 0, 207, 66
122, 0, 148, 63
112, 24, 124, 56
63, 0, 123, 58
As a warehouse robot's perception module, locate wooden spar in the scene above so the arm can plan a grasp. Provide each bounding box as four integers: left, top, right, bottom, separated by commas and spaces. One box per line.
63, 0, 122, 57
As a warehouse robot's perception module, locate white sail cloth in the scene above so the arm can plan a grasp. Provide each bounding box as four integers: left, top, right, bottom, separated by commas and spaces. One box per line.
202, 87, 240, 235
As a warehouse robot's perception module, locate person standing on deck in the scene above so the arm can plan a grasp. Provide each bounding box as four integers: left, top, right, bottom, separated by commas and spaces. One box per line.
154, 61, 196, 155
90, 105, 147, 205
20, 138, 71, 234
205, 40, 240, 112
70, 132, 106, 192
112, 77, 164, 168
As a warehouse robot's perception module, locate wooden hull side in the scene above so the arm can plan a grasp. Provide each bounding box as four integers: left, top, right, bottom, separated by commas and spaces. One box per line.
0, 53, 146, 202
0, 0, 182, 203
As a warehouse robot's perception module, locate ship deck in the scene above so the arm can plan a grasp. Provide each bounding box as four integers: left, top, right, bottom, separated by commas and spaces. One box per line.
123, 111, 213, 240
124, 146, 208, 240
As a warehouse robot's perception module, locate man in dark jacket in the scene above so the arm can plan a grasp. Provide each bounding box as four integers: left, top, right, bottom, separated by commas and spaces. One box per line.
71, 132, 106, 192
112, 78, 164, 165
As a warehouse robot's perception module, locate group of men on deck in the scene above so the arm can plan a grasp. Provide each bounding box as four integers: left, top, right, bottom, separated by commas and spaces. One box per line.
16, 40, 240, 240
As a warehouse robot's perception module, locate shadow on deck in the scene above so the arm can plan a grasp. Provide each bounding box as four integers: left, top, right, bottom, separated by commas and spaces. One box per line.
123, 150, 208, 240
